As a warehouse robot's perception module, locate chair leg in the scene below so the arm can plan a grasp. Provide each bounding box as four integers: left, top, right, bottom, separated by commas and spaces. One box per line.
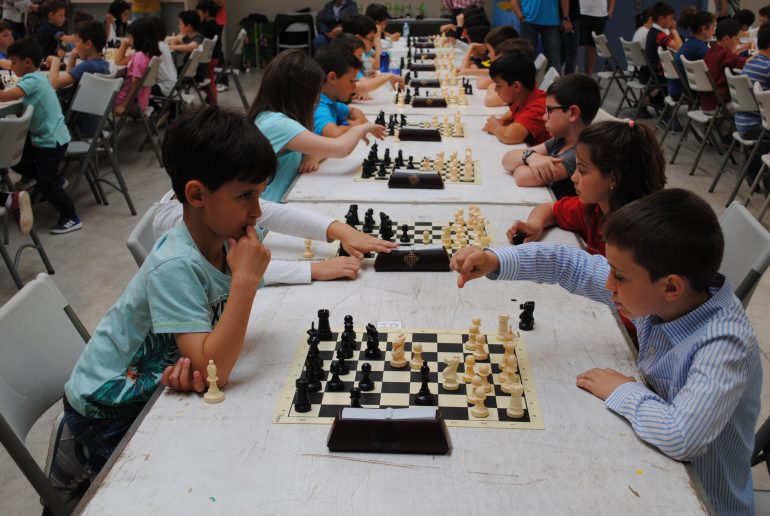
670, 114, 693, 164
727, 132, 766, 205
709, 138, 738, 192
744, 162, 767, 206
105, 150, 136, 215
689, 115, 717, 176
141, 114, 163, 167
28, 228, 55, 274
757, 188, 770, 221
0, 238, 24, 289
90, 158, 109, 205
232, 74, 249, 112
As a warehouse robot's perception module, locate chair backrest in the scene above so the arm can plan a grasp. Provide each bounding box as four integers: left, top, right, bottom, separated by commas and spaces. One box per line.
592, 31, 614, 60
142, 55, 162, 89
753, 82, 770, 132
274, 12, 315, 36
181, 45, 205, 78
725, 68, 759, 113
534, 53, 548, 85
285, 22, 310, 33
232, 28, 247, 56
68, 73, 123, 117
126, 202, 159, 267
539, 67, 560, 91
198, 36, 217, 64
658, 47, 680, 81
0, 104, 34, 169
620, 37, 648, 69
680, 55, 715, 94
718, 202, 770, 306
592, 107, 626, 123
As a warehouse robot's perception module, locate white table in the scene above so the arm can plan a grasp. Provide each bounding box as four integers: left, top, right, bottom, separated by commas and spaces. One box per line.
76, 202, 707, 515
284, 117, 545, 205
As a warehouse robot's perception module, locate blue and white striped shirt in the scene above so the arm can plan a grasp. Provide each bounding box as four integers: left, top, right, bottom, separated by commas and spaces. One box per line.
736, 53, 770, 135
488, 244, 762, 516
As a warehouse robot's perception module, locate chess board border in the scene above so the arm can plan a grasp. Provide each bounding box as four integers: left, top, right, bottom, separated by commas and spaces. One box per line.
272, 327, 544, 430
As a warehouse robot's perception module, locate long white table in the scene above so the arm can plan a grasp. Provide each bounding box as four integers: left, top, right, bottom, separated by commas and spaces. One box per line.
284, 117, 548, 205
77, 203, 707, 515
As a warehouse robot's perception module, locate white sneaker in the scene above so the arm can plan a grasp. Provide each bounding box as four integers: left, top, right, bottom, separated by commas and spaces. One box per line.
216, 83, 229, 92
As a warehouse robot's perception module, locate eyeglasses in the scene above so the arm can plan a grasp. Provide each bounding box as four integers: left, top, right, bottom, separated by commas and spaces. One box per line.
545, 104, 570, 117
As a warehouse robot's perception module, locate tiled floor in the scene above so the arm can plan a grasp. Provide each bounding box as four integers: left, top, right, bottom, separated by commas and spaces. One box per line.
0, 70, 768, 514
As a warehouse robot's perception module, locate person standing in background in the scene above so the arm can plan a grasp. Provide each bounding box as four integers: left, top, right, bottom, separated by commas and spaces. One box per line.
314, 0, 358, 51
442, 0, 487, 24
2, 0, 28, 39
560, 0, 579, 74
512, 0, 566, 74
132, 0, 161, 20
579, 0, 614, 75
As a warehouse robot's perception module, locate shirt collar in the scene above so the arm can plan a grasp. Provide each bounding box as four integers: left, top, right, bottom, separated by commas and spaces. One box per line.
652, 23, 670, 35
319, 92, 334, 106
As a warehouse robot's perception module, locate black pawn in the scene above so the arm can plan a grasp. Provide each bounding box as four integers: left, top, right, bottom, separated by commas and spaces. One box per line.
414, 87, 420, 98
359, 363, 374, 391
511, 231, 526, 246
400, 114, 407, 127
400, 223, 411, 243
414, 361, 436, 406
377, 161, 388, 177
405, 71, 411, 83
336, 347, 349, 375
395, 149, 405, 168
327, 361, 344, 391
407, 156, 415, 169
362, 159, 373, 179
399, 56, 405, 69
340, 332, 354, 359
350, 387, 363, 408
294, 378, 311, 413
383, 149, 391, 166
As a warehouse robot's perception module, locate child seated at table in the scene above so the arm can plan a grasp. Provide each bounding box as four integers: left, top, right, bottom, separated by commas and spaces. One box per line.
47, 20, 110, 90
0, 20, 12, 70
482, 38, 536, 106
331, 34, 404, 99
36, 0, 75, 59
340, 14, 404, 95
249, 49, 385, 202
641, 2, 682, 110
457, 25, 519, 77
700, 18, 750, 112
313, 45, 369, 137
501, 74, 601, 199
147, 17, 177, 98
104, 0, 130, 44
451, 188, 761, 516
168, 10, 206, 83
0, 38, 80, 234
482, 51, 548, 146
365, 3, 399, 63
62, 106, 273, 478
195, 0, 222, 104
113, 16, 161, 116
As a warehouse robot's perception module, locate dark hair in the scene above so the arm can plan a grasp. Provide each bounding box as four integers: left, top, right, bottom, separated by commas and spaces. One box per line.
577, 121, 667, 226
72, 10, 94, 25
196, 0, 220, 18
149, 16, 167, 40
41, 0, 65, 20
164, 107, 277, 204
604, 189, 723, 292
651, 1, 675, 21
716, 18, 741, 40
495, 37, 535, 60
760, 5, 770, 19
734, 9, 756, 28
249, 49, 325, 131
108, 0, 130, 37
463, 13, 489, 29
466, 24, 491, 43
485, 25, 519, 52
489, 51, 535, 90
315, 45, 361, 77
759, 22, 770, 50
179, 10, 201, 32
461, 6, 488, 25
365, 3, 390, 23
7, 37, 43, 64
74, 20, 106, 51
127, 17, 161, 57
635, 7, 654, 29
546, 75, 600, 124
340, 13, 376, 38
333, 32, 365, 52
678, 10, 714, 34
0, 19, 13, 34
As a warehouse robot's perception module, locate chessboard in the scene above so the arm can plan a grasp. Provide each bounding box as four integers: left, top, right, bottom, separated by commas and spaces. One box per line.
357, 149, 480, 184
273, 325, 543, 430
376, 112, 468, 139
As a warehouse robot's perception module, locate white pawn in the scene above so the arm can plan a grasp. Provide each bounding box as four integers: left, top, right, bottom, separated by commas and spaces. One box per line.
472, 316, 482, 333
203, 360, 224, 404
410, 342, 424, 370
477, 363, 493, 393
462, 355, 476, 383
501, 355, 521, 394
471, 387, 489, 418
464, 324, 479, 350
473, 333, 489, 361
422, 230, 431, 245
390, 333, 407, 368
507, 383, 525, 418
467, 375, 483, 404
303, 238, 314, 259
499, 337, 515, 373
497, 313, 510, 339
442, 355, 461, 391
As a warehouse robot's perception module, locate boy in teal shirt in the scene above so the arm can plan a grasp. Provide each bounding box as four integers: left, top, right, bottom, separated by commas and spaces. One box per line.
63, 106, 276, 476
313, 45, 369, 136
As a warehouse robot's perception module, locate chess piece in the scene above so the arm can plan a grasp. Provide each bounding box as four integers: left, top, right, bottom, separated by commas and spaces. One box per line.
507, 383, 525, 418
407, 156, 416, 169
462, 355, 476, 382
350, 387, 363, 408
364, 323, 381, 359
464, 324, 480, 351
317, 309, 333, 340
293, 378, 311, 413
512, 231, 527, 245
203, 360, 224, 403
327, 361, 344, 391
414, 361, 436, 405
499, 334, 515, 373
471, 387, 489, 418
400, 223, 411, 243
472, 316, 481, 332
466, 375, 483, 403
477, 363, 493, 393
363, 209, 375, 233
390, 333, 408, 368
303, 238, 314, 259
359, 362, 375, 391
519, 301, 535, 331
441, 355, 461, 391
410, 342, 424, 370
422, 230, 431, 245
501, 355, 521, 394
345, 203, 360, 225
497, 313, 510, 339
336, 347, 349, 375
303, 354, 322, 393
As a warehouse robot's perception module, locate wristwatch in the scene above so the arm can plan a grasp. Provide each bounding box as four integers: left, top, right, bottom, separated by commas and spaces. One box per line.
522, 148, 535, 165
562, 16, 570, 21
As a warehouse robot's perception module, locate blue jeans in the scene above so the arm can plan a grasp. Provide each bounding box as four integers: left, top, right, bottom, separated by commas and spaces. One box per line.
63, 402, 135, 478
560, 23, 578, 75
520, 22, 562, 76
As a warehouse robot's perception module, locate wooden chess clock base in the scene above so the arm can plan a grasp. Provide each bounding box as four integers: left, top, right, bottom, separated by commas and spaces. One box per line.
373, 246, 451, 272
397, 127, 442, 141
388, 170, 444, 189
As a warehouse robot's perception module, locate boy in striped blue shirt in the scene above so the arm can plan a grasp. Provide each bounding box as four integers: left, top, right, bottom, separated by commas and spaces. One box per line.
451, 189, 762, 515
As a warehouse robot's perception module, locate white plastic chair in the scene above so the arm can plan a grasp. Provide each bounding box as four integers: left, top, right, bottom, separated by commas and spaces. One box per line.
709, 69, 760, 195
619, 37, 659, 119
593, 31, 634, 106
126, 202, 159, 267
0, 105, 55, 289
539, 67, 560, 91
657, 47, 693, 143
718, 202, 770, 306
591, 107, 627, 123
534, 53, 548, 85
276, 13, 313, 54
214, 28, 250, 111
0, 273, 89, 515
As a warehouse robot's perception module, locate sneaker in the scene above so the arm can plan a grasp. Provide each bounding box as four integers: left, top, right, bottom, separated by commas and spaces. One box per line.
50, 217, 83, 234
8, 191, 33, 235
216, 83, 229, 92
59, 176, 69, 190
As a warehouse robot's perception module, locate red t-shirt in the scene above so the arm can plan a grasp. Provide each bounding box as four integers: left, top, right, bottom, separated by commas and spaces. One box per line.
552, 196, 639, 346
701, 44, 747, 112
508, 88, 549, 146
215, 3, 227, 26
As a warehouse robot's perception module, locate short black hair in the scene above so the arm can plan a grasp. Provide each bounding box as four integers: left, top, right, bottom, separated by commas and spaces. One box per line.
495, 38, 535, 60
716, 18, 741, 40
604, 189, 723, 292
734, 9, 755, 28
466, 24, 491, 43
108, 0, 130, 18
760, 5, 770, 19
484, 25, 519, 52
759, 22, 770, 50
164, 107, 277, 204
41, 0, 65, 20
489, 51, 535, 90
195, 0, 219, 18
7, 37, 43, 65
72, 10, 95, 25
651, 1, 675, 21
365, 3, 390, 23
75, 20, 106, 51
0, 20, 11, 33
127, 16, 161, 57
315, 44, 362, 77
340, 13, 376, 38
461, 6, 488, 25
333, 33, 365, 52
179, 10, 201, 32
635, 7, 654, 29
546, 74, 600, 124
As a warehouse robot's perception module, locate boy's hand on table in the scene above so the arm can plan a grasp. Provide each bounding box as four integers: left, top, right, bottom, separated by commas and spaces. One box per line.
227, 225, 271, 286
506, 219, 542, 244
328, 221, 398, 259
161, 357, 205, 393
450, 246, 500, 288
576, 368, 636, 400
311, 256, 361, 280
